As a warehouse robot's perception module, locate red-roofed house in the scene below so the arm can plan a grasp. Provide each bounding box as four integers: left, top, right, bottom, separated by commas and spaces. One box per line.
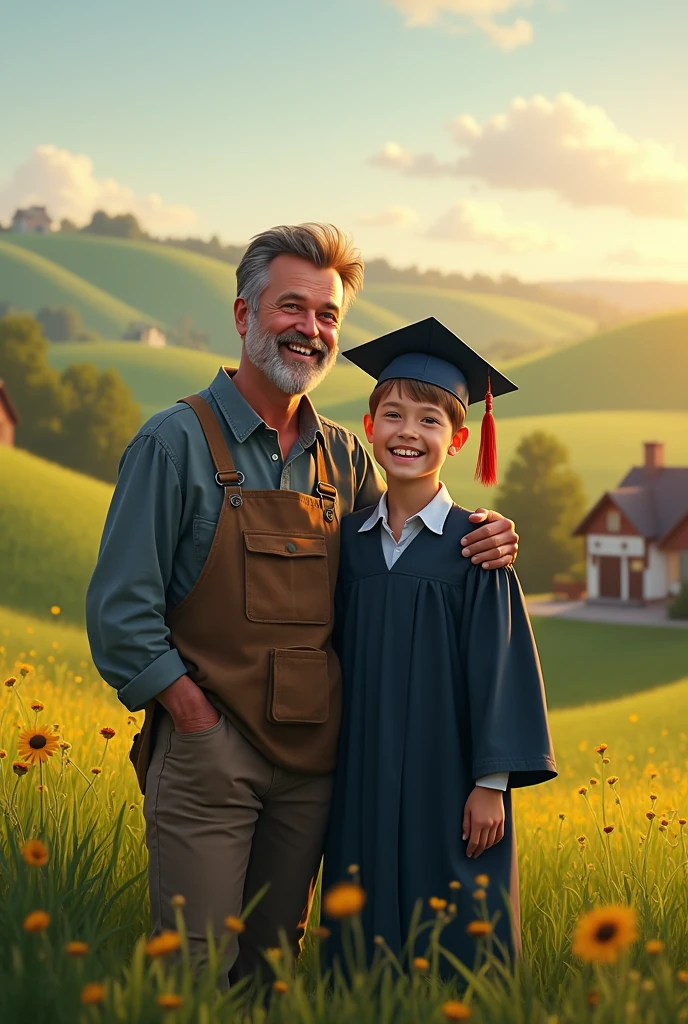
573, 443, 688, 604
0, 380, 20, 446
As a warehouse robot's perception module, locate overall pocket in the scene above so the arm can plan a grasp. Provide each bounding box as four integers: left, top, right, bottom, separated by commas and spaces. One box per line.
244, 532, 330, 624
267, 648, 329, 725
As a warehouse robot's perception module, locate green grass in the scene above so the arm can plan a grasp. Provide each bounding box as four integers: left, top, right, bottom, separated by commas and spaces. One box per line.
0, 446, 111, 626
0, 240, 153, 337
2, 609, 688, 1020
532, 617, 688, 709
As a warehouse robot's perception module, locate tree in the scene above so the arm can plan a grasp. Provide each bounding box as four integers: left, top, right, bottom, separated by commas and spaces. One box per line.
495, 431, 587, 594
0, 315, 66, 458
60, 218, 78, 232
36, 305, 85, 342
82, 210, 146, 239
60, 364, 141, 482
0, 314, 140, 482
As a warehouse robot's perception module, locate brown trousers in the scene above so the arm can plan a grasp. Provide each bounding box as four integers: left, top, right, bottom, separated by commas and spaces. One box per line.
143, 710, 333, 982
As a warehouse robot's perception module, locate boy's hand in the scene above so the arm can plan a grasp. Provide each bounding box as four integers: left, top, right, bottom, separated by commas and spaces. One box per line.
462, 509, 518, 569
462, 786, 505, 858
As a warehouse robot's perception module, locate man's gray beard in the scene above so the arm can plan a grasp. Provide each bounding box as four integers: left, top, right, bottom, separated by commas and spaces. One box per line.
244, 317, 338, 395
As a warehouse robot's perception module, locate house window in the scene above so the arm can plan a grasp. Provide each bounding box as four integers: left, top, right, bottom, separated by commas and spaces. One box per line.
606, 510, 621, 532
629, 559, 644, 573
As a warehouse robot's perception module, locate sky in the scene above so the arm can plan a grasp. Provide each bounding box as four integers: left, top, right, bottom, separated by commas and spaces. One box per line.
2, 0, 688, 281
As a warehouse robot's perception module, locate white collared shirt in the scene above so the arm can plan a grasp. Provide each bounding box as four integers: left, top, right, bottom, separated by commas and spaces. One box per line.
358, 484, 508, 793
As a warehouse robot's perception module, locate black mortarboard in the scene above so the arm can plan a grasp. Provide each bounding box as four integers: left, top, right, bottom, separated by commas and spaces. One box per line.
342, 316, 518, 486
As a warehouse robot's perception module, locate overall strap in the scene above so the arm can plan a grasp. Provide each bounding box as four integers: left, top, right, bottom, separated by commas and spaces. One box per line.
178, 394, 244, 504
314, 434, 337, 522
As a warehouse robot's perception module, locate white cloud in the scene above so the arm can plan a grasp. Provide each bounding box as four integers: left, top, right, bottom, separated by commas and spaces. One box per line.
0, 145, 198, 233
427, 199, 569, 251
369, 93, 688, 218
358, 205, 420, 227
385, 0, 533, 50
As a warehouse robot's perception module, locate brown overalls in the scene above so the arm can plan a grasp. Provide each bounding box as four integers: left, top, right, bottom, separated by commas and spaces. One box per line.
135, 393, 342, 981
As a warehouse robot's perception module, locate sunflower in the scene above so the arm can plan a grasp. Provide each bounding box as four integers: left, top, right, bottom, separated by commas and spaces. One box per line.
572, 905, 638, 964
21, 839, 49, 867
17, 726, 60, 765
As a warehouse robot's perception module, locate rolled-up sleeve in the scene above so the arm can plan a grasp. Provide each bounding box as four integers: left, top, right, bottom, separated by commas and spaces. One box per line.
86, 433, 188, 712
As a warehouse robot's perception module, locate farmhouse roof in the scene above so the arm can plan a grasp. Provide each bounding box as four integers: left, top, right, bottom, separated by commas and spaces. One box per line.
0, 379, 20, 425
573, 462, 688, 542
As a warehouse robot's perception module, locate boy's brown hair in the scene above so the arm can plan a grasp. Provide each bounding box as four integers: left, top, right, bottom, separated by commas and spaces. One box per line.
369, 378, 466, 433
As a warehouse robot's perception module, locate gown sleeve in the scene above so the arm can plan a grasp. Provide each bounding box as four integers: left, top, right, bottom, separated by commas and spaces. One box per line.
460, 563, 557, 789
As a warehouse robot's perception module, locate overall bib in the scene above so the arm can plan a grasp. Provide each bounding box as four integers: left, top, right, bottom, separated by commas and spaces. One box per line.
138, 392, 341, 979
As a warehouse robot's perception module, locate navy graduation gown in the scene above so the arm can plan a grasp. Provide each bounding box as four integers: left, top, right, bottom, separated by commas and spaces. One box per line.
322, 504, 557, 973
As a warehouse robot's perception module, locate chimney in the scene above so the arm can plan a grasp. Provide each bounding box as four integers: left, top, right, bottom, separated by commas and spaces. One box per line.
644, 442, 664, 473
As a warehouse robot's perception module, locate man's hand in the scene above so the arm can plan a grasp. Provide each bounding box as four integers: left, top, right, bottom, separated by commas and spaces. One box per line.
462, 786, 505, 858
461, 509, 518, 569
157, 674, 221, 734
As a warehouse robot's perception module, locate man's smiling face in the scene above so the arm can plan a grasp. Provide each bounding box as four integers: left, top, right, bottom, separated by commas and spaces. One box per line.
240, 254, 343, 395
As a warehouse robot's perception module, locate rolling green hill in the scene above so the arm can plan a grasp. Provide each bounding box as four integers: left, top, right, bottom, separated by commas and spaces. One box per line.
364, 284, 594, 349
2, 234, 595, 357
0, 445, 112, 625
500, 309, 688, 418
0, 240, 153, 337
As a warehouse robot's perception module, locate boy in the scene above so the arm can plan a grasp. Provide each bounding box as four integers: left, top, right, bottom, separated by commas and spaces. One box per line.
322, 317, 556, 971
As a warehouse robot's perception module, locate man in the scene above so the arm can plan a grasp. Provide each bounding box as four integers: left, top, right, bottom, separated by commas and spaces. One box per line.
86, 223, 519, 983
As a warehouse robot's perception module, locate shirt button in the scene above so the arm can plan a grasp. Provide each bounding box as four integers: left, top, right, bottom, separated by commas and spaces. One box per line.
271, 453, 279, 461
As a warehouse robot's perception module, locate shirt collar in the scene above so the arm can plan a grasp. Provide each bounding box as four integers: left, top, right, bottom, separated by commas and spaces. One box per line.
208, 366, 324, 446
359, 483, 454, 534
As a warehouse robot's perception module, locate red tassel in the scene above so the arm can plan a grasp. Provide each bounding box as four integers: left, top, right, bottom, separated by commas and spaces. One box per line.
474, 377, 498, 487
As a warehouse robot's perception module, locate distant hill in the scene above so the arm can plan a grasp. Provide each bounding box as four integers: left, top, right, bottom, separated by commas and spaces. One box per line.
498, 308, 688, 419
0, 239, 152, 337
363, 284, 594, 352
547, 279, 688, 316
2, 234, 595, 357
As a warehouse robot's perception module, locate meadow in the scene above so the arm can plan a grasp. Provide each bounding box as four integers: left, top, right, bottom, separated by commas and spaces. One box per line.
2, 608, 688, 1021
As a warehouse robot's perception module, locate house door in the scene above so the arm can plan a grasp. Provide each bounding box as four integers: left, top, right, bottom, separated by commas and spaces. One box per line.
599, 556, 621, 598
628, 559, 644, 601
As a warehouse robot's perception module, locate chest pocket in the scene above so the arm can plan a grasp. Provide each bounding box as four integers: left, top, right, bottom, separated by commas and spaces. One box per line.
244, 532, 331, 625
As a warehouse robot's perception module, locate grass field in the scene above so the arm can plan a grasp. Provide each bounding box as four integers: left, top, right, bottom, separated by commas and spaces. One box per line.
2, 607, 688, 1020
2, 233, 597, 357
0, 447, 111, 625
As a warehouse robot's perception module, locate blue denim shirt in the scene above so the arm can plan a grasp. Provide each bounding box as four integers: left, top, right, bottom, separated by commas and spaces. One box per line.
85, 367, 384, 713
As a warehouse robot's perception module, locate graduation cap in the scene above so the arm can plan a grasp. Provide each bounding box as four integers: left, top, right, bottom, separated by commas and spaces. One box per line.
342, 316, 518, 486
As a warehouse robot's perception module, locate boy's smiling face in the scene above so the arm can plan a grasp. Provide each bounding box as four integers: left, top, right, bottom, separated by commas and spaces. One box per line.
364, 380, 470, 483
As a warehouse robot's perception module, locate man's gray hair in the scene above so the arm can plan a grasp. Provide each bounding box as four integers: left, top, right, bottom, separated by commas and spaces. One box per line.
236, 223, 364, 316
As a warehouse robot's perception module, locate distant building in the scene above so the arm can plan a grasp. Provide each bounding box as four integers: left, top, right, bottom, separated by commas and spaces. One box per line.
11, 206, 52, 234
123, 322, 167, 348
573, 442, 688, 604
0, 380, 20, 446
